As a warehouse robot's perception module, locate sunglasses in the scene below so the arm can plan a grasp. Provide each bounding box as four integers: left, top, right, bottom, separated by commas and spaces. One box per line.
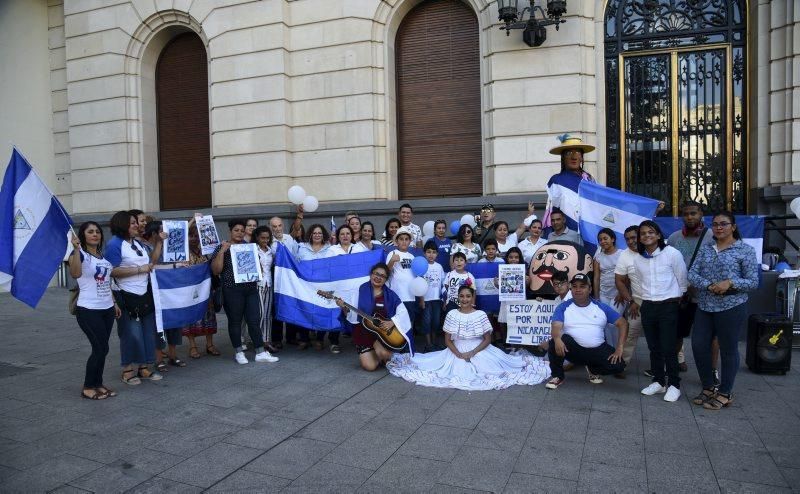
130, 241, 144, 257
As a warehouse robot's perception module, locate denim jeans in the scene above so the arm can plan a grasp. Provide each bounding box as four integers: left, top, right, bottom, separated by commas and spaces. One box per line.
641, 300, 681, 388
222, 284, 263, 352
118, 308, 157, 366
76, 307, 115, 387
421, 300, 443, 335
691, 303, 747, 394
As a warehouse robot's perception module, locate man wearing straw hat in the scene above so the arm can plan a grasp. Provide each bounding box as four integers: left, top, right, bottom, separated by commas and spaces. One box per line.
544, 134, 596, 243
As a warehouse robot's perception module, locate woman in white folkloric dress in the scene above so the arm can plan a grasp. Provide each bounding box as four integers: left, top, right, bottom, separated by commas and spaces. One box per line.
388, 285, 549, 390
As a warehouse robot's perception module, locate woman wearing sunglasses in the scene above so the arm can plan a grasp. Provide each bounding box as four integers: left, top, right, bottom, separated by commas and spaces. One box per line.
688, 212, 759, 410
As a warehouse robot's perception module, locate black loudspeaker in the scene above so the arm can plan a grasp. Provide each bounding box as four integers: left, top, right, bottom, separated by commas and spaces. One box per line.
746, 314, 792, 374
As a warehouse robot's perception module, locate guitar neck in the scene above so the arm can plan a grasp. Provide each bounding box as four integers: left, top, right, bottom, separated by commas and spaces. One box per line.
338, 300, 373, 320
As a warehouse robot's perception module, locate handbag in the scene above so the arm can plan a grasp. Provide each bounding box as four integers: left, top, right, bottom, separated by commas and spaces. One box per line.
68, 288, 79, 316
117, 283, 154, 320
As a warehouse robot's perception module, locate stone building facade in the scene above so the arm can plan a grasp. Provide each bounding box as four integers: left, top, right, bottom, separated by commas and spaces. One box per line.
0, 0, 798, 222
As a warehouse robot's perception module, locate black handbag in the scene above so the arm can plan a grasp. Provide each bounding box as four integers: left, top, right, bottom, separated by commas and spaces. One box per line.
117, 283, 154, 320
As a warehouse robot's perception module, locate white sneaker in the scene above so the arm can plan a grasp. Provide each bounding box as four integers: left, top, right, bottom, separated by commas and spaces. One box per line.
663, 385, 681, 402
641, 382, 667, 395
255, 351, 279, 363
234, 352, 248, 365
586, 366, 603, 384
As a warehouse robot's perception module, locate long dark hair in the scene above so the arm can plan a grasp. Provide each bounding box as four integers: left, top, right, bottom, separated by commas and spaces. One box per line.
456, 224, 474, 244
712, 211, 741, 240
305, 223, 329, 244
383, 217, 401, 239
109, 211, 134, 239
637, 220, 666, 255
77, 221, 104, 253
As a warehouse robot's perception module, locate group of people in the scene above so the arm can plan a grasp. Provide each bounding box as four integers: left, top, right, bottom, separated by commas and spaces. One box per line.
68, 136, 760, 410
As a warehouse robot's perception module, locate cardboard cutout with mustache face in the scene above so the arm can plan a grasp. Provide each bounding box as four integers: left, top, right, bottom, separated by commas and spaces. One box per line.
528, 240, 593, 296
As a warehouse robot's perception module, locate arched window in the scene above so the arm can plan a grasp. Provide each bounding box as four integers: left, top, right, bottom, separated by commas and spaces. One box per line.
604, 0, 746, 214
395, 0, 482, 199
156, 32, 211, 210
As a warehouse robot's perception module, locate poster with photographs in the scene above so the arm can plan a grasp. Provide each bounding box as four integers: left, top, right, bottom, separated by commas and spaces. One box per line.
196, 215, 221, 256
498, 263, 526, 301
230, 243, 262, 284
162, 220, 189, 262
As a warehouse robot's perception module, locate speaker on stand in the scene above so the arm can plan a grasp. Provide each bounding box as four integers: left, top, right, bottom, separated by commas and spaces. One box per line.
746, 314, 792, 374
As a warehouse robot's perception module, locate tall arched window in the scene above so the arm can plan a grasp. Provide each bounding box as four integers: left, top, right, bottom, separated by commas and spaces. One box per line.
156, 32, 211, 210
395, 0, 482, 199
604, 0, 746, 215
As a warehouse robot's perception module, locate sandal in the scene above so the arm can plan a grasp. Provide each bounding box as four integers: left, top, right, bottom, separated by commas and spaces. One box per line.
81, 388, 108, 400
138, 366, 163, 381
96, 386, 117, 397
703, 392, 733, 410
121, 370, 141, 386
189, 347, 201, 359
156, 361, 168, 373
206, 345, 221, 356
169, 358, 187, 368
692, 388, 716, 406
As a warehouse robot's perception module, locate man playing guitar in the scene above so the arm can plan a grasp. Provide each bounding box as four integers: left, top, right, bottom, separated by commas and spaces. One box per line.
334, 262, 413, 371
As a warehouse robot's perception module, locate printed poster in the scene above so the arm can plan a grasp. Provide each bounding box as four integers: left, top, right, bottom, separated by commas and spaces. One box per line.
196, 215, 221, 256
162, 220, 189, 262
498, 264, 525, 302
230, 243, 262, 284
505, 300, 555, 346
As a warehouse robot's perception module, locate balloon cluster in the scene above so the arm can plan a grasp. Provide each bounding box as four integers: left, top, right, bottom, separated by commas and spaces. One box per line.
408, 255, 429, 297
287, 186, 318, 212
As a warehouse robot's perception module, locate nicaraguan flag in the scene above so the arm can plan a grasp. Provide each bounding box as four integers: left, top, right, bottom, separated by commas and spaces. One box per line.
578, 181, 660, 253
466, 262, 500, 314
655, 215, 764, 264
274, 244, 384, 331
150, 263, 211, 332
0, 149, 72, 308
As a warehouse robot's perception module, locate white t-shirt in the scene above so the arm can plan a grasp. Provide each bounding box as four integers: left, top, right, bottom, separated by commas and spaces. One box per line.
76, 250, 114, 310
496, 232, 518, 254
518, 237, 547, 265
401, 223, 423, 245
387, 250, 416, 301
450, 243, 482, 264
552, 299, 620, 348
613, 248, 643, 302
422, 262, 445, 301
105, 236, 150, 295
328, 243, 366, 256
257, 247, 273, 288
442, 271, 476, 305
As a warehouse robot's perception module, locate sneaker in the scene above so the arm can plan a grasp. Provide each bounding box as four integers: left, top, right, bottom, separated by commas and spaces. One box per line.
586, 366, 603, 384
330, 345, 341, 354
545, 376, 564, 389
663, 385, 681, 402
234, 352, 248, 365
255, 351, 279, 363
643, 369, 654, 378
679, 362, 688, 372
641, 382, 667, 395
146, 371, 163, 381
712, 368, 720, 388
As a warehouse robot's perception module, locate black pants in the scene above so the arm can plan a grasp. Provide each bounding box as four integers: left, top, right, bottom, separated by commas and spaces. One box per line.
677, 300, 698, 339
641, 300, 681, 388
316, 330, 340, 345
272, 321, 309, 343
222, 285, 263, 352
548, 334, 625, 379
76, 307, 115, 388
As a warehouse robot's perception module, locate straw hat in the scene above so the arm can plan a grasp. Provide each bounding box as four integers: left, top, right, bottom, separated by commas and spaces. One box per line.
549, 134, 595, 155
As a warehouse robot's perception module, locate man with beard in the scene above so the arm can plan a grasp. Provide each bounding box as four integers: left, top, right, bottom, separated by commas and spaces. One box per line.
527, 240, 593, 298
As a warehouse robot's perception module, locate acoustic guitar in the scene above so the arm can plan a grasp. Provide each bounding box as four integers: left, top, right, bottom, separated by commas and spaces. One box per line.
317, 290, 407, 351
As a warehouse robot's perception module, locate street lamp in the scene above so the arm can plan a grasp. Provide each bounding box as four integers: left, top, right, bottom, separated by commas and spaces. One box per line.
497, 0, 568, 47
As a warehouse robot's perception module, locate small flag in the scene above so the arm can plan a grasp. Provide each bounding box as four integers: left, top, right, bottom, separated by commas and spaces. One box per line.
466, 262, 500, 314
0, 149, 73, 307
150, 263, 212, 332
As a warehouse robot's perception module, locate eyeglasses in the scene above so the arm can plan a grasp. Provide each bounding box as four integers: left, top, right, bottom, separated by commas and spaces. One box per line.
711, 222, 732, 228
552, 281, 566, 287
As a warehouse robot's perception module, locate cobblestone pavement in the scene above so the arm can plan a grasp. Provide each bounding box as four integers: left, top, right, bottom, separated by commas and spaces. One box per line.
0, 288, 799, 493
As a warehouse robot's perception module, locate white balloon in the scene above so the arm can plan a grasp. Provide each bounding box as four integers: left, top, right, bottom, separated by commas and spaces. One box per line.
287, 185, 306, 205
302, 195, 319, 213
422, 220, 435, 237
460, 214, 476, 227
791, 197, 800, 219
409, 276, 429, 297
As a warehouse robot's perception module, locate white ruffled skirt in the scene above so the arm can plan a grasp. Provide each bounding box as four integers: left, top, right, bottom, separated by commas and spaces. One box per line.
387, 337, 549, 391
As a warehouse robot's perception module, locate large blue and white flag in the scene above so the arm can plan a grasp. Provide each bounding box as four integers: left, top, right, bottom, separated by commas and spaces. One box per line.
466, 262, 500, 314
150, 263, 212, 333
655, 215, 764, 264
0, 149, 73, 308
274, 244, 384, 331
578, 181, 660, 253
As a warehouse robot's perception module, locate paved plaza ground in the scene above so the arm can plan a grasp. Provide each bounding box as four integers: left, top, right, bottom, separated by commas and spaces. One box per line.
0, 288, 799, 493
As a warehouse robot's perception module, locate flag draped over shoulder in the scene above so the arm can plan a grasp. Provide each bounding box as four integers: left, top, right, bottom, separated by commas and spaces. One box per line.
274, 244, 384, 331
150, 263, 212, 332
545, 171, 585, 231
578, 180, 660, 252
655, 215, 765, 264
0, 149, 73, 308
466, 263, 500, 314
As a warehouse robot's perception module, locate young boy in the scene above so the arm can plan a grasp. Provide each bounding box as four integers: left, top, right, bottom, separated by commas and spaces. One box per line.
387, 227, 420, 331
420, 241, 445, 351
479, 239, 505, 263
442, 252, 476, 314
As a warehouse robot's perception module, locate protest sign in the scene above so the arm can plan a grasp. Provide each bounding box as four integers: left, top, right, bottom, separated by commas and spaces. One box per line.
230, 243, 262, 283
162, 220, 189, 262
498, 264, 525, 302
505, 299, 556, 346
196, 215, 220, 256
